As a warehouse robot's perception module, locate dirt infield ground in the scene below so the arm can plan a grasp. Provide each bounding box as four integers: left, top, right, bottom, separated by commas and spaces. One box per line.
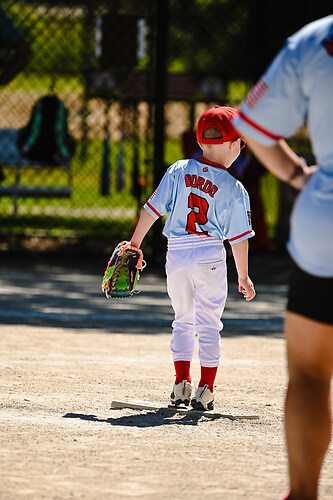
0, 256, 332, 499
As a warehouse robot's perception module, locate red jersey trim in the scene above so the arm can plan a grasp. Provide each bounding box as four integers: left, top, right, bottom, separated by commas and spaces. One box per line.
145, 201, 161, 218
228, 230, 252, 242
197, 157, 227, 171
238, 111, 282, 141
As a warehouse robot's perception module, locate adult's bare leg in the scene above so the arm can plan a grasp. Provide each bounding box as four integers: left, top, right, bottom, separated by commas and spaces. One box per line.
285, 311, 333, 500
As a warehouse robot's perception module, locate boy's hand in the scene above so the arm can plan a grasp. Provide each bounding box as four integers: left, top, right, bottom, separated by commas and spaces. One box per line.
238, 276, 256, 301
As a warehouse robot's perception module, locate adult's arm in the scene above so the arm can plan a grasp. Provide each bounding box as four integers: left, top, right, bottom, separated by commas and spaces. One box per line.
243, 137, 316, 190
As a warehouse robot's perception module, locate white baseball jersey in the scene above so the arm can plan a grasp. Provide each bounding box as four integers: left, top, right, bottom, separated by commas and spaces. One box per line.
232, 15, 333, 277
144, 157, 254, 244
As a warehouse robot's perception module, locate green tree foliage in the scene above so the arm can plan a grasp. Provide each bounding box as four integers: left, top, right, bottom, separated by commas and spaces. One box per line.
168, 0, 255, 80
3, 2, 90, 76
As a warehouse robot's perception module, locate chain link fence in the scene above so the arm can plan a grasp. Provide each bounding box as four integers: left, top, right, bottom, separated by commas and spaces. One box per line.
0, 0, 330, 254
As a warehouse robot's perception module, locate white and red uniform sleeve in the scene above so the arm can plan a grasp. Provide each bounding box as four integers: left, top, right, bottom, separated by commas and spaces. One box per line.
232, 45, 307, 146
143, 167, 175, 219
232, 16, 333, 159
224, 182, 254, 244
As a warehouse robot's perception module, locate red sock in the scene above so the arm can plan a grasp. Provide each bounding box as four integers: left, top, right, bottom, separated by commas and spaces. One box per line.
199, 366, 218, 392
174, 361, 191, 384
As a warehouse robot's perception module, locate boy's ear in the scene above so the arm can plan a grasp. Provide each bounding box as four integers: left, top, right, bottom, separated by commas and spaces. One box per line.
197, 140, 203, 150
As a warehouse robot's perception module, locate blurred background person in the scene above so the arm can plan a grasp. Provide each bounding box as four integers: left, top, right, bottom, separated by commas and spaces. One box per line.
228, 147, 269, 253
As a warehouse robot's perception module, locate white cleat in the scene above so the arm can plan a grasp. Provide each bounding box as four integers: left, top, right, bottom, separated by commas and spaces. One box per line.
191, 384, 214, 411
170, 380, 192, 406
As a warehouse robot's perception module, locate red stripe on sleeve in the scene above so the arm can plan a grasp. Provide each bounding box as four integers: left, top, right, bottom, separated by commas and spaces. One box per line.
239, 111, 282, 141
228, 230, 252, 242
145, 201, 161, 218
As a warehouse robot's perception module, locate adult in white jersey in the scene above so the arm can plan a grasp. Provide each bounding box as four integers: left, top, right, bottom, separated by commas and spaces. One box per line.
130, 106, 255, 411
232, 15, 333, 500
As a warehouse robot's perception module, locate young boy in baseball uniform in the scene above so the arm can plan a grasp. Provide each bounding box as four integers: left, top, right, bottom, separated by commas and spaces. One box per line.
130, 106, 256, 410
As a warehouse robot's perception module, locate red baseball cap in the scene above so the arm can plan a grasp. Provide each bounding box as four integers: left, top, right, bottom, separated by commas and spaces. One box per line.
196, 105, 240, 144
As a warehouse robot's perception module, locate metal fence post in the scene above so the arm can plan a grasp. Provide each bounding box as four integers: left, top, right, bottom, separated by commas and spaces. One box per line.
151, 0, 169, 265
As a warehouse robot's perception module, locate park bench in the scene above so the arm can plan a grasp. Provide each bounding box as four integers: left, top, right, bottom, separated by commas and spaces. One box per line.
0, 128, 72, 217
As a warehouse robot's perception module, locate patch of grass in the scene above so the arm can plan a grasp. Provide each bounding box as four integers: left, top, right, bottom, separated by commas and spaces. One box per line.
0, 136, 186, 236
0, 135, 281, 241
0, 214, 134, 237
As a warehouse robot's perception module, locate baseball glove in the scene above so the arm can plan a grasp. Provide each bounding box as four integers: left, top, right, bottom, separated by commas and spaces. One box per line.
102, 241, 146, 299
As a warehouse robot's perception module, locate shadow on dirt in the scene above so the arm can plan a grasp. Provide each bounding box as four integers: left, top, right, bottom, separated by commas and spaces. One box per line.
63, 409, 233, 428
0, 253, 290, 337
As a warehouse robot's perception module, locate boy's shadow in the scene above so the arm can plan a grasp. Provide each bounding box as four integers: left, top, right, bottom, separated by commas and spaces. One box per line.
63, 408, 219, 428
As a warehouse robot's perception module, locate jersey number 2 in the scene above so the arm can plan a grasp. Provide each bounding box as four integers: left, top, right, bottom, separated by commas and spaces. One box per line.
186, 193, 209, 235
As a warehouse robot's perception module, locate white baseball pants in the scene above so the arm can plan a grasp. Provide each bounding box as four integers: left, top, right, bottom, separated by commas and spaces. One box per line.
166, 235, 227, 367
